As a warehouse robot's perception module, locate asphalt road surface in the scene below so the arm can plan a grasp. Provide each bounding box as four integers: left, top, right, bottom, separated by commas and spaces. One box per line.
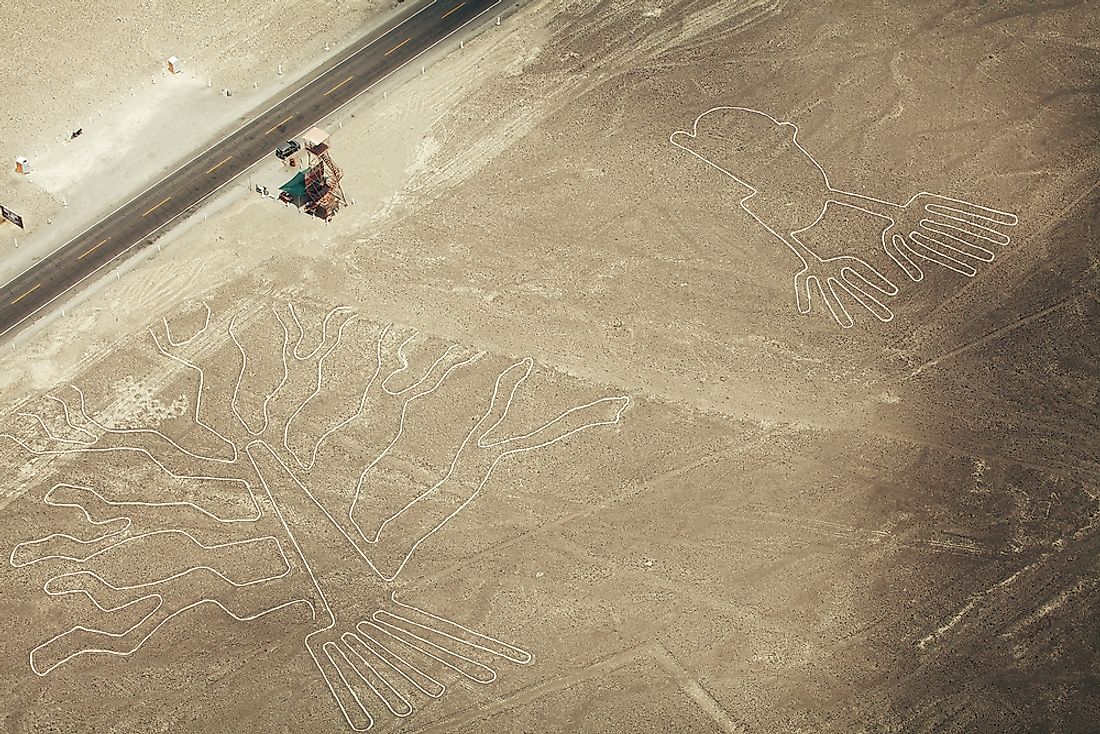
0, 0, 505, 341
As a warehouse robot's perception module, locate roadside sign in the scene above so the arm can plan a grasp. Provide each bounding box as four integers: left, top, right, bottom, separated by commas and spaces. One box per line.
1, 204, 24, 229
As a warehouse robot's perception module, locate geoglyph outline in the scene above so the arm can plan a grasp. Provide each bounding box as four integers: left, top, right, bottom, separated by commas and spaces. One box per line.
8, 301, 630, 730
670, 106, 1019, 327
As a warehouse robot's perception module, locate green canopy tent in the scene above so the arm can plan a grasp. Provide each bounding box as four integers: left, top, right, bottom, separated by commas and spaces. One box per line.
279, 171, 307, 207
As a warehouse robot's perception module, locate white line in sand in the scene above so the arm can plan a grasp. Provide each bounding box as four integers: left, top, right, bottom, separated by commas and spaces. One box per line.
670, 106, 1018, 328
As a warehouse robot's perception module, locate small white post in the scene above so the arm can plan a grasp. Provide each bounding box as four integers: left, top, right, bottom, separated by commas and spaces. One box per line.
61, 196, 67, 207
460, 40, 464, 49
115, 271, 120, 280
496, 15, 501, 25
61, 308, 65, 317
278, 63, 283, 76
339, 120, 343, 129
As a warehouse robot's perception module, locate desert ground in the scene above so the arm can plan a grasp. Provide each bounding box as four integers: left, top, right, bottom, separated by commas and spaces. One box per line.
1, 1, 1098, 732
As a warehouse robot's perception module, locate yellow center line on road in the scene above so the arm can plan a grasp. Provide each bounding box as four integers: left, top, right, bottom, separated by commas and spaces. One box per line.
442, 2, 465, 19
324, 75, 355, 97
78, 238, 109, 260
264, 115, 294, 136
142, 196, 171, 218
385, 37, 412, 57
205, 155, 233, 175
11, 283, 41, 305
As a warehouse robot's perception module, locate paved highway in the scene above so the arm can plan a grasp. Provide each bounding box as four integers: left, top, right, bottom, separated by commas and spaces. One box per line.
0, 0, 505, 340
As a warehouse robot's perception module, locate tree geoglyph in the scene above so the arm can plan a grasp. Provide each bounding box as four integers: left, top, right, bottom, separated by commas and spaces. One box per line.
8, 300, 629, 730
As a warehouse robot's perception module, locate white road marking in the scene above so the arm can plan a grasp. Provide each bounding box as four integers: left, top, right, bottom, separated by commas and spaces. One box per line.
0, 0, 448, 340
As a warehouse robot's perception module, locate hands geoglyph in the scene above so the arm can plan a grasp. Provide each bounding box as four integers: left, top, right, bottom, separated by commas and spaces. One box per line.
670, 106, 1018, 327
8, 302, 629, 730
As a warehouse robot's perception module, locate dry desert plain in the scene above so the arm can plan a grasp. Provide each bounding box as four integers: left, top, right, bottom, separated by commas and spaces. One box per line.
0, 0, 1098, 733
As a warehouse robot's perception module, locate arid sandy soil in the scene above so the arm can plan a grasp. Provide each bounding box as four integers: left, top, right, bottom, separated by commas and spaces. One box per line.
1, 1, 1098, 733
0, 0, 389, 281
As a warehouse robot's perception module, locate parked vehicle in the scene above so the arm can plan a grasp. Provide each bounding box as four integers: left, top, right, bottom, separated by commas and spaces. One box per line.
275, 139, 300, 160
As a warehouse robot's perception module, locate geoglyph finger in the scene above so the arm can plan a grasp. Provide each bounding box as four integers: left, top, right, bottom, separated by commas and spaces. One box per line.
318, 640, 376, 731
923, 213, 1010, 247
814, 276, 853, 328
908, 233, 978, 277
918, 220, 996, 261
885, 233, 925, 282
838, 257, 897, 296
355, 620, 447, 698
924, 199, 1018, 227
836, 273, 895, 323
337, 633, 415, 718
793, 270, 814, 316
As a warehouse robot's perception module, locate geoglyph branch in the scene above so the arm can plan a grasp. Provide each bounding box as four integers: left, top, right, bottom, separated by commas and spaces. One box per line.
9, 300, 630, 730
